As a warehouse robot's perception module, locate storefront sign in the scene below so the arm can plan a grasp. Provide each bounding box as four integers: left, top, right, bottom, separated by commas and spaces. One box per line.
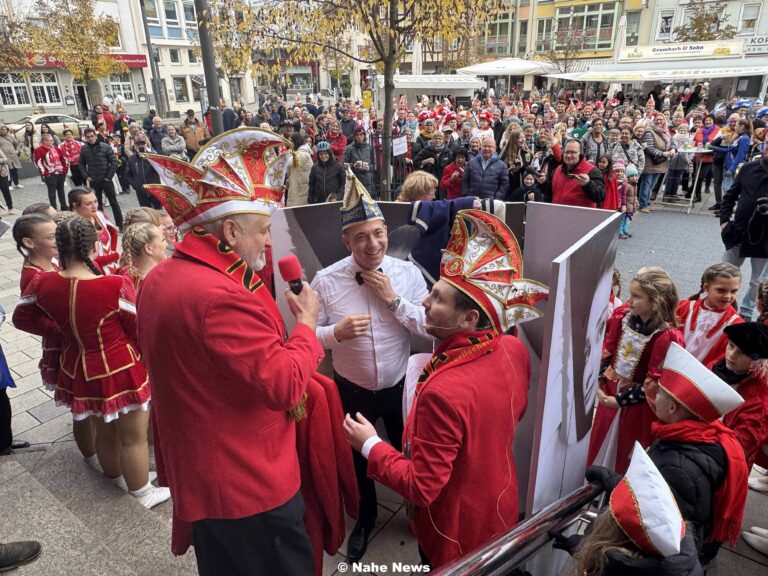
745, 35, 768, 55
618, 40, 745, 62
28, 53, 148, 68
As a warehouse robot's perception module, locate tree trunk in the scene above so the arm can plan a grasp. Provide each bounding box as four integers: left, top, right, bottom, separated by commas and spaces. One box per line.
381, 54, 395, 201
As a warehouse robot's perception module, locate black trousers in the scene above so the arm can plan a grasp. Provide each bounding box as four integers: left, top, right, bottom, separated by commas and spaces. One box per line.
45, 173, 67, 211
8, 167, 19, 186
192, 491, 314, 576
0, 176, 11, 210
90, 179, 124, 229
1, 388, 12, 452
136, 186, 163, 209
69, 165, 85, 187
335, 372, 404, 528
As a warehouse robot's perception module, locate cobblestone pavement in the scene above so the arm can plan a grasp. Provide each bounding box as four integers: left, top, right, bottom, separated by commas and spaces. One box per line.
1, 176, 765, 576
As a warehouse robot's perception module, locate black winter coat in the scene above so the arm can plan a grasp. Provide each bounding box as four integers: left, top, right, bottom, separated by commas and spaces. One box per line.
78, 141, 117, 182
602, 531, 703, 576
126, 153, 161, 191
308, 156, 346, 203
343, 142, 373, 192
720, 158, 768, 258
647, 440, 726, 545
413, 143, 453, 183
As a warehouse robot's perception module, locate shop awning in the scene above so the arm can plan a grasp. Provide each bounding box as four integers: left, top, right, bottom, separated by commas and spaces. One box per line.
547, 60, 768, 82
392, 74, 486, 90
457, 58, 557, 76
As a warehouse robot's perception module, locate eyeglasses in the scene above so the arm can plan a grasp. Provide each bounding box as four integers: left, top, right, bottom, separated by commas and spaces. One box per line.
163, 225, 178, 233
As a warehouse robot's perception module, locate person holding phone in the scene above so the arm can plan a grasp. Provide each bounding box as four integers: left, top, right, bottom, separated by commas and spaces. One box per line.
344, 126, 373, 192
541, 139, 605, 207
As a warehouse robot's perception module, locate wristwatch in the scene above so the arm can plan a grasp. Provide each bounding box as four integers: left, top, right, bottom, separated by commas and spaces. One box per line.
388, 296, 401, 312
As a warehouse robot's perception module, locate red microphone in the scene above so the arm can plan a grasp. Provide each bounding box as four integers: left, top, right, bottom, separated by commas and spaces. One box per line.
278, 255, 304, 295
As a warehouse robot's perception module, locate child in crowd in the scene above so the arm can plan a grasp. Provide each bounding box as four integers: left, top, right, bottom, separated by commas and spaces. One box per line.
12, 214, 61, 392
677, 263, 743, 366
571, 444, 702, 576
588, 266, 684, 473
664, 123, 693, 200
598, 155, 619, 211
714, 323, 768, 469
618, 163, 639, 239
510, 167, 543, 203
608, 267, 623, 317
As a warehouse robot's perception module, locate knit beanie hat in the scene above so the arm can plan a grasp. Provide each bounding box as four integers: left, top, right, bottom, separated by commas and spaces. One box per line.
625, 163, 639, 177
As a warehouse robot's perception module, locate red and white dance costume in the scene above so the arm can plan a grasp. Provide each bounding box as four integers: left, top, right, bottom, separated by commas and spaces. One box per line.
93, 210, 120, 275
587, 309, 684, 473
19, 262, 61, 391
720, 371, 768, 469
677, 299, 743, 366
13, 272, 150, 421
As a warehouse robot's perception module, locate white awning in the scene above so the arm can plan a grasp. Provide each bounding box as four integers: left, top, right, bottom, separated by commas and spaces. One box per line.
547, 60, 768, 82
392, 74, 486, 90
456, 58, 557, 77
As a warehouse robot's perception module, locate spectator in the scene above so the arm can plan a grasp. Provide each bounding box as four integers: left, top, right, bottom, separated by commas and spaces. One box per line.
60, 129, 85, 186
461, 138, 509, 200
78, 128, 123, 230
638, 114, 674, 212
0, 125, 22, 190
710, 118, 752, 197
33, 133, 68, 211
610, 126, 645, 174
691, 115, 719, 205
456, 122, 473, 149
339, 108, 357, 141
126, 134, 162, 209
439, 148, 468, 200
149, 117, 166, 154
412, 118, 437, 156
308, 141, 346, 203
326, 120, 347, 163
543, 139, 605, 207
113, 109, 133, 138
664, 123, 693, 201
222, 101, 238, 131
0, 147, 12, 212
142, 108, 157, 133
161, 125, 187, 161
180, 109, 209, 160
720, 147, 768, 320
122, 123, 145, 159
581, 118, 609, 164
344, 126, 374, 193
286, 133, 313, 206
397, 170, 437, 202
412, 130, 452, 192
509, 167, 543, 203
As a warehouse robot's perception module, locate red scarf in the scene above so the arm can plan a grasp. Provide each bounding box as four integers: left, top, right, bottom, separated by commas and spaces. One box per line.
651, 419, 748, 546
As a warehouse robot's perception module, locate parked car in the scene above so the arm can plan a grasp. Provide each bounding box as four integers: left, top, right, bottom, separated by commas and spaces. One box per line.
5, 114, 90, 138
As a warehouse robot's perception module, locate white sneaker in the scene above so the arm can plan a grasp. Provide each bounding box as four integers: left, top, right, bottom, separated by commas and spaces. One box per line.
748, 477, 768, 493
8, 184, 14, 190
751, 526, 768, 539
130, 483, 171, 509
16, 183, 24, 188
742, 532, 768, 556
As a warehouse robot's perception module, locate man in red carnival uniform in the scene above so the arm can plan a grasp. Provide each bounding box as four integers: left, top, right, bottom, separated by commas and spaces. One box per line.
344, 209, 548, 568
137, 128, 323, 575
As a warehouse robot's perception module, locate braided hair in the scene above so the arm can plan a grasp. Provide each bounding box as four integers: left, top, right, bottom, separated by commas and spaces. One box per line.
124, 207, 161, 228
120, 223, 160, 277
632, 266, 679, 331
12, 214, 54, 259
56, 215, 101, 276
21, 202, 54, 216
688, 262, 742, 303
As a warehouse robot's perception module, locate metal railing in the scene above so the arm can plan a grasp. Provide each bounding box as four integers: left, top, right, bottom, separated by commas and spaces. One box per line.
431, 482, 604, 576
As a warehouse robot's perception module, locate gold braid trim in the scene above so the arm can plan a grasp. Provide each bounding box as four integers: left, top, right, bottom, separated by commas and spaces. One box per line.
289, 393, 308, 421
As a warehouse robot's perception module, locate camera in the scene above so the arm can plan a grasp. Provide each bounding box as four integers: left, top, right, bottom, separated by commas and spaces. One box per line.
757, 197, 768, 215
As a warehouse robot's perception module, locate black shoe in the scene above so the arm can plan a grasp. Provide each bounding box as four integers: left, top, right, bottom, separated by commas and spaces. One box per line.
693, 196, 701, 204
708, 203, 721, 211
0, 448, 11, 456
346, 522, 372, 562
11, 441, 29, 450
0, 541, 42, 571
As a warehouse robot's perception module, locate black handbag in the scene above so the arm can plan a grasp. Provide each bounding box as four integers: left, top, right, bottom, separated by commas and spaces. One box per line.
721, 221, 743, 251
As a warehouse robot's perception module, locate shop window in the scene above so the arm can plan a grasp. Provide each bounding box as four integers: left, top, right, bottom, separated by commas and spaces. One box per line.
29, 72, 61, 105
173, 77, 189, 102
0, 72, 31, 107
110, 73, 134, 102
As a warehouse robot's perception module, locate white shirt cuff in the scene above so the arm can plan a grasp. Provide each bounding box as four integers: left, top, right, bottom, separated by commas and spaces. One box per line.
316, 324, 341, 348
361, 435, 383, 459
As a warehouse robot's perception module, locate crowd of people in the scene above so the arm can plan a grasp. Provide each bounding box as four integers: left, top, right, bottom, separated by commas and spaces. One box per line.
0, 83, 767, 575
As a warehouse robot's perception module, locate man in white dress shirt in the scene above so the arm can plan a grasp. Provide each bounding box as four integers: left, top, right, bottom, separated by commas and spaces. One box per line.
311, 175, 431, 562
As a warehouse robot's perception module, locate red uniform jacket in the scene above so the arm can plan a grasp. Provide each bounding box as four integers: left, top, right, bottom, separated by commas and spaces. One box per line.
721, 371, 768, 468
677, 299, 742, 367
19, 263, 61, 388
136, 243, 324, 525
296, 374, 359, 575
367, 334, 530, 567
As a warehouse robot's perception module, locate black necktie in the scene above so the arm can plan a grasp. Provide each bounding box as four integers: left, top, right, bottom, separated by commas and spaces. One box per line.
355, 268, 383, 285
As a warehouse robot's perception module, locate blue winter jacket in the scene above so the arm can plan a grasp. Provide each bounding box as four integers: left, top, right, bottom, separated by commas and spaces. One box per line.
461, 154, 510, 200
711, 134, 751, 173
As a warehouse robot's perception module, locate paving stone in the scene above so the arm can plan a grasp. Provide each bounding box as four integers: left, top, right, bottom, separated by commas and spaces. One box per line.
5, 372, 43, 398
10, 357, 42, 378
4, 350, 31, 368
11, 411, 40, 436
9, 388, 49, 414
0, 458, 26, 485
28, 398, 70, 423
15, 412, 73, 445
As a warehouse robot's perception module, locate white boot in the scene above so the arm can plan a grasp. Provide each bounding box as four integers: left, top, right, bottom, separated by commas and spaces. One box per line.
112, 472, 157, 492
742, 532, 768, 556
130, 482, 171, 509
